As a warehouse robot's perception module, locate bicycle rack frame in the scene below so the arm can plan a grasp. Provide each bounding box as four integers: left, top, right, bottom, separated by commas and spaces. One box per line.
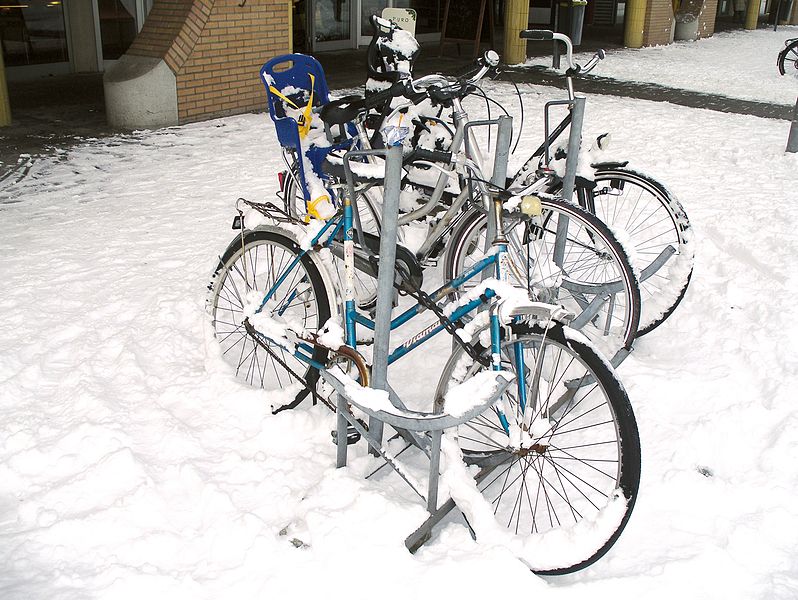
328, 135, 516, 551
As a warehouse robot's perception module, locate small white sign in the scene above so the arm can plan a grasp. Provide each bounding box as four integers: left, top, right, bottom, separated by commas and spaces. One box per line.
382, 8, 417, 36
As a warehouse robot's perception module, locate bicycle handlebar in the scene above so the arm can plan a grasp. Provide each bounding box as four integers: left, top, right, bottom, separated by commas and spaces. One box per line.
403, 147, 453, 166
519, 30, 555, 41
519, 29, 604, 75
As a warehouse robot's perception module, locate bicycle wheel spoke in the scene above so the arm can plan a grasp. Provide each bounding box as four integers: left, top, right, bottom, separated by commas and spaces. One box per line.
208, 231, 330, 394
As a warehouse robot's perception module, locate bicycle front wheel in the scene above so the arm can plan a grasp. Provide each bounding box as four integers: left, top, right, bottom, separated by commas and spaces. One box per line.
778, 39, 798, 76
588, 167, 695, 335
444, 199, 640, 364
206, 228, 331, 402
436, 321, 641, 575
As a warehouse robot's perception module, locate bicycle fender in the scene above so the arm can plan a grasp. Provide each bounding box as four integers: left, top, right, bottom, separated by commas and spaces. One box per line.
495, 300, 574, 327
589, 160, 630, 170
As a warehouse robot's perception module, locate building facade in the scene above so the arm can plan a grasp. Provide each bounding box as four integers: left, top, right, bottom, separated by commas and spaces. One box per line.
1, 0, 797, 129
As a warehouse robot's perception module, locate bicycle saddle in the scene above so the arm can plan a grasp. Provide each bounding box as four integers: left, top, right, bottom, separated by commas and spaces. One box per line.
319, 95, 366, 126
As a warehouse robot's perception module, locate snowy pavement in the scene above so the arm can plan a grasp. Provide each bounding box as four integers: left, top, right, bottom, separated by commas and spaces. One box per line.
527, 26, 798, 107
2, 38, 798, 600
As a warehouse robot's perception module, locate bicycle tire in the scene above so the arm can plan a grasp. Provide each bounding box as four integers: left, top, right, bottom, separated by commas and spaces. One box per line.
778, 39, 798, 76
586, 167, 695, 335
207, 228, 331, 401
436, 320, 641, 575
444, 198, 640, 364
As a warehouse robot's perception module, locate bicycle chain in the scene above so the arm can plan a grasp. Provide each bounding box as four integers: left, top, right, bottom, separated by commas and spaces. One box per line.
404, 284, 491, 368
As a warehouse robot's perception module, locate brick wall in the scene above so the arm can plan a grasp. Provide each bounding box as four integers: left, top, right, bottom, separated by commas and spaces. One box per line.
642, 0, 674, 46
697, 0, 718, 38
128, 1, 194, 60
128, 0, 290, 124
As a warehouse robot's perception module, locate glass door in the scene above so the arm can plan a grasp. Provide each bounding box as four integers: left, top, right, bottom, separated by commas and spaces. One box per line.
311, 0, 357, 51
359, 0, 388, 44
93, 0, 153, 69
97, 0, 136, 65
0, 0, 70, 78
357, 0, 442, 45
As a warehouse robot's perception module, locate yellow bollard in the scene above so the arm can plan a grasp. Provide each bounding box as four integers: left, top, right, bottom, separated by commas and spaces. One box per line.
745, 0, 761, 29
287, 0, 293, 53
503, 0, 530, 65
0, 50, 11, 127
624, 0, 649, 48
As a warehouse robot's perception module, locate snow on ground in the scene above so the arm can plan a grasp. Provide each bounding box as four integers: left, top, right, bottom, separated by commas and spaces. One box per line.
527, 26, 798, 106
2, 73, 798, 599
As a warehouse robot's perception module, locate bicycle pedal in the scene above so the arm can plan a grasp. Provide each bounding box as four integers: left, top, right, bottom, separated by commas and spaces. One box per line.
331, 426, 361, 446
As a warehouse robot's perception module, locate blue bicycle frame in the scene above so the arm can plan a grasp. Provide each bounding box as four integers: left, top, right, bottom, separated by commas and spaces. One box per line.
251, 195, 528, 436
255, 210, 500, 360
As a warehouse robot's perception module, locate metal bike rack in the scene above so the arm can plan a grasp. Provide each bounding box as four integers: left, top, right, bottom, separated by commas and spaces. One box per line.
329, 144, 513, 551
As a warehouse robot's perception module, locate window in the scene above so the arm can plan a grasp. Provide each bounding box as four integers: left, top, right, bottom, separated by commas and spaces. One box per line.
0, 0, 68, 67
98, 0, 136, 60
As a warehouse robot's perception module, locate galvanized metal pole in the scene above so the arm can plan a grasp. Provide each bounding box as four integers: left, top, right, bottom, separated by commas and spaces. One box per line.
553, 7, 561, 70
560, 95, 585, 203
787, 97, 798, 153
369, 145, 404, 452
483, 115, 513, 256
555, 96, 585, 267
491, 115, 512, 188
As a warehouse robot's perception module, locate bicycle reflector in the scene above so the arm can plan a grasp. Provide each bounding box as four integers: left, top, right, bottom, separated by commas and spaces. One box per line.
520, 195, 543, 217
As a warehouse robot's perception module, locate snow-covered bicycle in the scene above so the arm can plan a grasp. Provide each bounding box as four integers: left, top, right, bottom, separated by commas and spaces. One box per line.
206, 138, 641, 574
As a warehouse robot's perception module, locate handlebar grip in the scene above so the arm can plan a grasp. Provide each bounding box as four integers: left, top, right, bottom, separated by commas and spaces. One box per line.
406, 90, 428, 105
364, 82, 406, 109
520, 30, 554, 40
405, 148, 453, 166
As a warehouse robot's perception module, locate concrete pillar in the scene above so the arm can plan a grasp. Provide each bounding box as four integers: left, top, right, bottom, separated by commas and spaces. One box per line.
504, 0, 530, 65
625, 0, 649, 47
745, 0, 761, 28
64, 0, 101, 72
0, 51, 10, 127
104, 56, 178, 129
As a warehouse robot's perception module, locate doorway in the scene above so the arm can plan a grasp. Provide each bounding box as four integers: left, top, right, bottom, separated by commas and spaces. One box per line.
306, 0, 443, 52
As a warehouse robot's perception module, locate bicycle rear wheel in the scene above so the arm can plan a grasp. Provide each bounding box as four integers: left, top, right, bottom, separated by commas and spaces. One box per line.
436, 321, 641, 574
587, 167, 694, 335
444, 199, 640, 364
778, 39, 798, 76
207, 228, 331, 403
